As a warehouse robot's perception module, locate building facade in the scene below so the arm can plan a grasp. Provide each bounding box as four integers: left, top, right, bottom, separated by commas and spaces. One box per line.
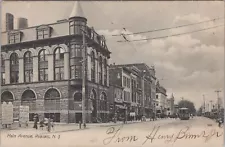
155, 81, 167, 116
166, 94, 175, 116
109, 63, 156, 118
1, 2, 111, 123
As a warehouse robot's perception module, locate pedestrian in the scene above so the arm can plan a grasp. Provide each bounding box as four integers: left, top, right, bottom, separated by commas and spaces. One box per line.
33, 115, 38, 130
218, 118, 223, 128
51, 119, 54, 131
47, 118, 51, 132
40, 119, 44, 130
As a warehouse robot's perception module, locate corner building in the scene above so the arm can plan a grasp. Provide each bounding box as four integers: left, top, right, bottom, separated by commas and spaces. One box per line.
1, 2, 111, 123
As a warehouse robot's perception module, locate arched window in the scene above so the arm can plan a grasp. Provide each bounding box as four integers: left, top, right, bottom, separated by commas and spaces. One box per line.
100, 92, 107, 111
38, 49, 48, 81
54, 47, 64, 80
70, 44, 82, 79
91, 51, 96, 82
44, 88, 60, 111
44, 88, 60, 100
99, 56, 103, 84
1, 91, 13, 103
10, 53, 19, 83
1, 54, 5, 84
21, 90, 36, 111
24, 51, 33, 82
74, 92, 82, 101
103, 58, 107, 85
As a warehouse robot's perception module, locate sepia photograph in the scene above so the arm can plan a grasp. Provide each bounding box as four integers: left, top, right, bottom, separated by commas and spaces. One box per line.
0, 1, 224, 147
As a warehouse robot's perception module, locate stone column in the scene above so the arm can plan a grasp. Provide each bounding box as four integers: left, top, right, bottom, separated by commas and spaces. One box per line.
33, 56, 39, 82
19, 58, 24, 83
48, 54, 54, 81
64, 52, 70, 80
4, 59, 10, 84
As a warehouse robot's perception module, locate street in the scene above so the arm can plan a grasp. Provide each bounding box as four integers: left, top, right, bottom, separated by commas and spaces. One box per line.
1, 117, 223, 147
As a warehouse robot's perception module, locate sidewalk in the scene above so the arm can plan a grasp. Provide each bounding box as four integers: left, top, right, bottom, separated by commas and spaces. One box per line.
2, 118, 174, 133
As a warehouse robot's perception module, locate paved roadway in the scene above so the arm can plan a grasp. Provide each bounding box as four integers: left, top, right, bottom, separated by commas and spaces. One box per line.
1, 117, 223, 147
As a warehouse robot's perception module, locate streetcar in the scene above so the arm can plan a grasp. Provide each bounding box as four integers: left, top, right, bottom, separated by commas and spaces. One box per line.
178, 107, 190, 120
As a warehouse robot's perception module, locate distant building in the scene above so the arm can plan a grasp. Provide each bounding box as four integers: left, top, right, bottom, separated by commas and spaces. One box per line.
166, 94, 175, 115
155, 81, 167, 116
109, 63, 156, 118
108, 84, 124, 120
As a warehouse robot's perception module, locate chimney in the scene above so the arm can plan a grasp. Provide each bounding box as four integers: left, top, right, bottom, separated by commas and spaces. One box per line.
17, 17, 28, 29
6, 13, 14, 31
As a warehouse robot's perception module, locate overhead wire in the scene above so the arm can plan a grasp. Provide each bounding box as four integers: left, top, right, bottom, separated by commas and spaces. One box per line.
117, 24, 224, 42
112, 17, 224, 36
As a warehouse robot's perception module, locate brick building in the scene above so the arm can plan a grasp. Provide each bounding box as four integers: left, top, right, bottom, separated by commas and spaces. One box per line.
156, 81, 167, 116
109, 63, 156, 118
1, 1, 111, 123
166, 94, 175, 116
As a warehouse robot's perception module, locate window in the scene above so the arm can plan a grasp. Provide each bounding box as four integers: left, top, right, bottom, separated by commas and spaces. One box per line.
91, 51, 96, 82
1, 55, 5, 84
24, 51, 33, 83
21, 90, 36, 111
127, 78, 130, 88
44, 88, 60, 111
70, 43, 82, 79
156, 95, 158, 99
71, 65, 82, 79
74, 92, 82, 101
123, 76, 126, 87
37, 27, 50, 39
99, 56, 103, 84
69, 21, 86, 35
103, 59, 107, 85
100, 93, 107, 111
10, 53, 19, 83
54, 48, 64, 80
70, 44, 82, 57
38, 50, 48, 81
8, 32, 21, 44
1, 91, 13, 103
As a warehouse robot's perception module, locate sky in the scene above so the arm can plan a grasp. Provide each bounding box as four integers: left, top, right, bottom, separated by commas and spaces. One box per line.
1, 1, 224, 109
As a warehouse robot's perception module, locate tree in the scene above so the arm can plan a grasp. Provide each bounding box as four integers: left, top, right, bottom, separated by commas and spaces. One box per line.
178, 100, 196, 114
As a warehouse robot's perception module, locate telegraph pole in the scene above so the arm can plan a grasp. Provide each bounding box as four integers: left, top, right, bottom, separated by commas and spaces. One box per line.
203, 94, 205, 114
215, 90, 221, 118
82, 29, 87, 128
209, 100, 213, 112
215, 90, 221, 109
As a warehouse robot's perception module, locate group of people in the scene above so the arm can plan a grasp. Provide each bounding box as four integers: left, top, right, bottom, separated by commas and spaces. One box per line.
33, 114, 55, 132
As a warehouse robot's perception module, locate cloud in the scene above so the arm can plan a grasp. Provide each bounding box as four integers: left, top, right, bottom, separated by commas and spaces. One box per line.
2, 1, 223, 108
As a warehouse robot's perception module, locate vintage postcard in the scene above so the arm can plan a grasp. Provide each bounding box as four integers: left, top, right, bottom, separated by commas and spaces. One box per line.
0, 1, 224, 147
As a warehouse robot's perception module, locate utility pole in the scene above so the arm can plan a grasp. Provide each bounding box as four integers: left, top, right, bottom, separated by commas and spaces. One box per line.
203, 94, 205, 114
215, 90, 221, 110
82, 28, 87, 128
209, 100, 213, 112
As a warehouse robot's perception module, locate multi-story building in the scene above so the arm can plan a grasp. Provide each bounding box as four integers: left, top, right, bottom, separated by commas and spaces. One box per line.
108, 84, 124, 121
166, 94, 175, 116
110, 63, 156, 118
156, 81, 167, 116
109, 65, 132, 120
1, 1, 111, 123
